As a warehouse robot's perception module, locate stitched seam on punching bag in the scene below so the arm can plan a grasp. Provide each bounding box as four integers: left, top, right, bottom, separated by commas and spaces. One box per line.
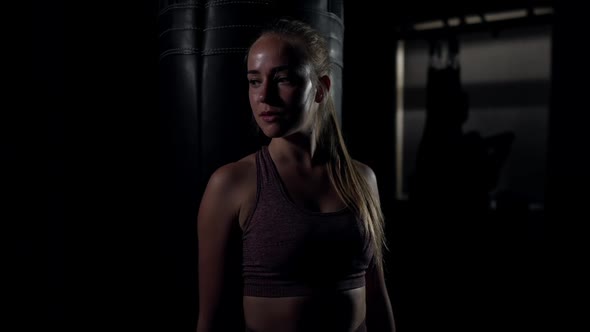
205, 0, 270, 8
160, 47, 200, 60
159, 26, 201, 38
201, 47, 249, 55
331, 61, 344, 69
159, 3, 201, 16
292, 8, 344, 26
203, 24, 262, 32
325, 34, 343, 46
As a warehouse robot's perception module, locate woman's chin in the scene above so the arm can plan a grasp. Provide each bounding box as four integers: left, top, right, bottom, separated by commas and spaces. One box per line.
259, 124, 289, 138
260, 129, 286, 138
257, 118, 306, 139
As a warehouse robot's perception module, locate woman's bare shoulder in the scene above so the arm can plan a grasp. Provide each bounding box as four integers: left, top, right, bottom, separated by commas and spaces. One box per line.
199, 151, 258, 224
351, 159, 379, 197
208, 152, 257, 190
352, 160, 376, 181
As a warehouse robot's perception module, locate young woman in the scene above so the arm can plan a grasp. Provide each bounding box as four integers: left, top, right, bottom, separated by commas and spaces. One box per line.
197, 19, 395, 332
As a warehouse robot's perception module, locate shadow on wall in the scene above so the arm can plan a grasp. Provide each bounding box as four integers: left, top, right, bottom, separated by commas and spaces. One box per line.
395, 34, 545, 332
410, 37, 516, 217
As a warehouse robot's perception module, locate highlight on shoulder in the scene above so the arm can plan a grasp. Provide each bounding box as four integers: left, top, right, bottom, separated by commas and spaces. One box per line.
352, 160, 377, 186
206, 153, 257, 192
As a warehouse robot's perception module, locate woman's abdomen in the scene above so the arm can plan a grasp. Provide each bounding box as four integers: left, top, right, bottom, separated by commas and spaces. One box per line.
243, 287, 366, 332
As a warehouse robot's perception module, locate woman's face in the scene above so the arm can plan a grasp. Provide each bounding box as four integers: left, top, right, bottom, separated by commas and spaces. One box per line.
247, 34, 315, 138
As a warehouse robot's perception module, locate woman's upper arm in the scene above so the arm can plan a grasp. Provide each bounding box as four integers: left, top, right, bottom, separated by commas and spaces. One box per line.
354, 160, 396, 330
365, 260, 396, 331
197, 163, 244, 331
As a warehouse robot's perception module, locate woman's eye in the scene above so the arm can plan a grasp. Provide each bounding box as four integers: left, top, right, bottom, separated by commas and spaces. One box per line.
276, 77, 291, 84
248, 79, 261, 86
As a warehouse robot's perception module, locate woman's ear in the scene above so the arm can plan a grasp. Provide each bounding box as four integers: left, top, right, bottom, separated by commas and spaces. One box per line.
315, 75, 332, 103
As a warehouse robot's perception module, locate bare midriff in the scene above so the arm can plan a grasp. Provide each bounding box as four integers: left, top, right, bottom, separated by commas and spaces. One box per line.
243, 286, 366, 332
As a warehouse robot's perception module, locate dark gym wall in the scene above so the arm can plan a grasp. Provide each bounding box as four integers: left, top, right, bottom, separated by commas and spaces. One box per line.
26, 1, 161, 331
343, 1, 580, 332
546, 3, 587, 330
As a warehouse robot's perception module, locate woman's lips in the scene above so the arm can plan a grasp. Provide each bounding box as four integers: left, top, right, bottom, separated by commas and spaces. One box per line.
260, 111, 280, 122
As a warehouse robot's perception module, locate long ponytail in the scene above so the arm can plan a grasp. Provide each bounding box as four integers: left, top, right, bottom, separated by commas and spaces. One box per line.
261, 19, 388, 268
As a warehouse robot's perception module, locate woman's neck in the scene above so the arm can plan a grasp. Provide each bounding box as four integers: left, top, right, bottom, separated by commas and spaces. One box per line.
269, 133, 328, 168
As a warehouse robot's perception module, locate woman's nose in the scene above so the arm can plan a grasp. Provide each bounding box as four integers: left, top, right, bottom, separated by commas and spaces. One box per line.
258, 85, 267, 102
258, 82, 271, 103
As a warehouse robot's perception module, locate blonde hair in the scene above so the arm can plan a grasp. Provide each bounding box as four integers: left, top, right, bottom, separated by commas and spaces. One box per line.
259, 19, 388, 267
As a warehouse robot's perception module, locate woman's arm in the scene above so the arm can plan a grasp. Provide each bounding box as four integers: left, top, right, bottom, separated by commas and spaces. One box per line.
366, 259, 396, 332
196, 163, 245, 332
355, 161, 396, 332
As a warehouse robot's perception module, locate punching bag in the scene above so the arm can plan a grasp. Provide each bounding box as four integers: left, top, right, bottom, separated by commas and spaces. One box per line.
199, 0, 273, 187
159, 0, 203, 188
158, 1, 205, 330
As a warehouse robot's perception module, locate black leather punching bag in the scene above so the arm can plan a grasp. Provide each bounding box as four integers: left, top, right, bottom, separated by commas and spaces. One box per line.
159, 0, 203, 188
199, 0, 273, 187
158, 1, 204, 329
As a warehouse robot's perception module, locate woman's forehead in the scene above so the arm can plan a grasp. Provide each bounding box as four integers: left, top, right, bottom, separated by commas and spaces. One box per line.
247, 35, 306, 70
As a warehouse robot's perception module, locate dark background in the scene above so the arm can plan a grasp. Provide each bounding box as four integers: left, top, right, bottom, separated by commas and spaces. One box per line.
14, 0, 585, 331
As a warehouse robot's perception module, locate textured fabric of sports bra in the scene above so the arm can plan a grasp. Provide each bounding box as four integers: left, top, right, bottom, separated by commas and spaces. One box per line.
242, 146, 374, 297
